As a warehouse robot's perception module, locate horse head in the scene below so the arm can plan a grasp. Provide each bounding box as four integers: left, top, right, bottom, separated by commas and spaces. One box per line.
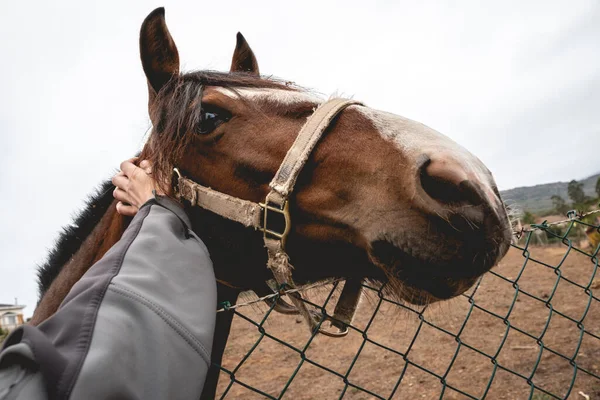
138, 8, 511, 307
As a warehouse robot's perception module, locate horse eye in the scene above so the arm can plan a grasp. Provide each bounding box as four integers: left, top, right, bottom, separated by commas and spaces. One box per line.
196, 106, 231, 135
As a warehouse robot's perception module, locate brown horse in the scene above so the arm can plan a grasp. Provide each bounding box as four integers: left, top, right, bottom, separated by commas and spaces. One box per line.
31, 7, 512, 398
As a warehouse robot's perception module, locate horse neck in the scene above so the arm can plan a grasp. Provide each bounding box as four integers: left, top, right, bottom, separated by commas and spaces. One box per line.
30, 201, 127, 325
30, 198, 260, 326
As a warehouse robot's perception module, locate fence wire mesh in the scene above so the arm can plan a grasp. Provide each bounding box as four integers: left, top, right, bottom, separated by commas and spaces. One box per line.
213, 211, 600, 399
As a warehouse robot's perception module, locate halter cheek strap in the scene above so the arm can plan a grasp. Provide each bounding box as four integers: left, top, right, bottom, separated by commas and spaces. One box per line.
175, 98, 363, 336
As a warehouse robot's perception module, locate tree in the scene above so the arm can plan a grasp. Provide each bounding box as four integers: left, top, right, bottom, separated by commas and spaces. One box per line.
596, 176, 600, 199
567, 180, 585, 205
551, 195, 569, 215
522, 211, 536, 225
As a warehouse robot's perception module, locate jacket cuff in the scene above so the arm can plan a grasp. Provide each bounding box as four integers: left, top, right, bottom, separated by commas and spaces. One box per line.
139, 195, 192, 231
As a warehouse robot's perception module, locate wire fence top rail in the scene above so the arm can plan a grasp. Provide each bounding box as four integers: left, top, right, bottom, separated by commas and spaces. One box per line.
514, 208, 600, 237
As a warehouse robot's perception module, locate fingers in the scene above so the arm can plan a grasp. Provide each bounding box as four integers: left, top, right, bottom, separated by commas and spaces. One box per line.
120, 159, 152, 178
120, 159, 139, 177
111, 174, 129, 191
113, 187, 131, 204
116, 201, 138, 217
113, 157, 158, 211
119, 157, 138, 170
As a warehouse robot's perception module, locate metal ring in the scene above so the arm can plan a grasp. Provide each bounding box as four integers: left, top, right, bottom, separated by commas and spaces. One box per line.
318, 322, 349, 338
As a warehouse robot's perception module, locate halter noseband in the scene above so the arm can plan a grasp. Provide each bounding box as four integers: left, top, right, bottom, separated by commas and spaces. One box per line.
175, 98, 362, 337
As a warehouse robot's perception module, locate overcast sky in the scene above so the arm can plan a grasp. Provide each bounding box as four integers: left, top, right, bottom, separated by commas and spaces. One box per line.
1, 1, 599, 317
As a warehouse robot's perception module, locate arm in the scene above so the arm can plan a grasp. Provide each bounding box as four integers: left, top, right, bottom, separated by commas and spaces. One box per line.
1, 168, 216, 400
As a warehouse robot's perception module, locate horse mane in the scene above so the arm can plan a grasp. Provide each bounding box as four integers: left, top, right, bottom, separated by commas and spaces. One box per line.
36, 71, 300, 302
36, 179, 116, 300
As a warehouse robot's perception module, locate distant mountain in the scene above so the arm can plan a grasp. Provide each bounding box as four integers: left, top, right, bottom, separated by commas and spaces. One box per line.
500, 173, 600, 214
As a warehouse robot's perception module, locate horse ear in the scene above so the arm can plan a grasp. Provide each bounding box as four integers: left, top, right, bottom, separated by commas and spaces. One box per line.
139, 7, 180, 103
230, 32, 260, 75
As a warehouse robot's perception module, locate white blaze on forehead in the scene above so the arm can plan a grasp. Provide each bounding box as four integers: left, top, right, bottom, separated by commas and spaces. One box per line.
356, 106, 493, 189
214, 87, 324, 106
356, 107, 461, 154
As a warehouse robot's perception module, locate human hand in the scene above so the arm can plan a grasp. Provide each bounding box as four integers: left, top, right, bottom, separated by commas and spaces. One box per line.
112, 158, 165, 216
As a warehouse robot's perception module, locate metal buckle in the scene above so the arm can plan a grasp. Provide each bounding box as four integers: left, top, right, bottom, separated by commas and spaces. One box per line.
259, 193, 291, 248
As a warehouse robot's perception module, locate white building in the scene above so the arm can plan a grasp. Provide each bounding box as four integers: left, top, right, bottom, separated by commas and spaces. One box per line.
0, 303, 26, 332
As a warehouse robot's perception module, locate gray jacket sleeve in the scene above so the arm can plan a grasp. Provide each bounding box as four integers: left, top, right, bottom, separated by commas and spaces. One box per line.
0, 197, 217, 400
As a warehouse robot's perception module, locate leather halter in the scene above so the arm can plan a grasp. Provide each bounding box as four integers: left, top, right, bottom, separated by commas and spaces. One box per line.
175, 97, 362, 337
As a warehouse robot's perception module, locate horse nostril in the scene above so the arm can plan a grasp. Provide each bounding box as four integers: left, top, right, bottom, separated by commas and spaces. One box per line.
420, 158, 485, 206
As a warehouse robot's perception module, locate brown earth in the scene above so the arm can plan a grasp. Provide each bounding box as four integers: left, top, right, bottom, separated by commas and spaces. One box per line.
216, 243, 600, 399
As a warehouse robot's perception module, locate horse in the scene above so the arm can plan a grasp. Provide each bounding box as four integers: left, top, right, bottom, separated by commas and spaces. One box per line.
30, 7, 512, 398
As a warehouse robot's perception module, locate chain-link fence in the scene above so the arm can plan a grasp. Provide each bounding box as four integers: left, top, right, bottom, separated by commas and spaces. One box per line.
212, 210, 600, 399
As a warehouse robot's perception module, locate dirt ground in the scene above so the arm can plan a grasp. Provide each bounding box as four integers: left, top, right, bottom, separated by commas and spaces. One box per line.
216, 243, 600, 399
